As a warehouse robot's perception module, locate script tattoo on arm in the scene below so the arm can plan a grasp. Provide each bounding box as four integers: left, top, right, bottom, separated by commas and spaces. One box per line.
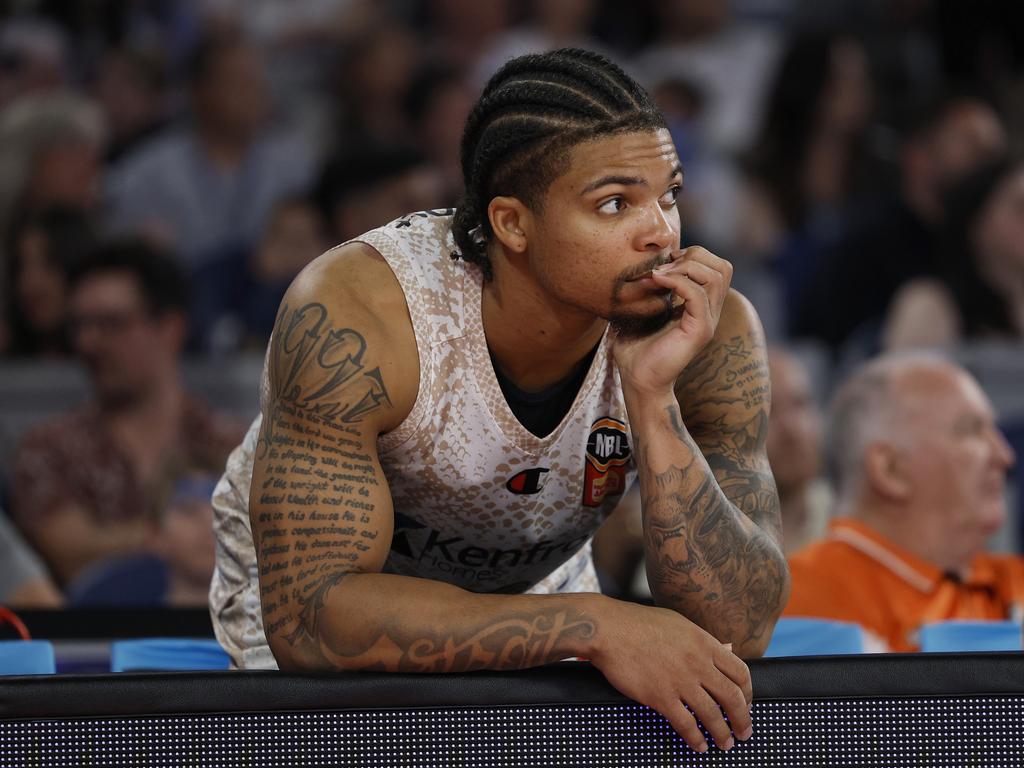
285, 580, 598, 674
254, 301, 392, 660
254, 300, 598, 673
635, 331, 787, 651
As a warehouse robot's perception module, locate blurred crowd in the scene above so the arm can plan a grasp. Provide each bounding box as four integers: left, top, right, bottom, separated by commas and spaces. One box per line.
0, 0, 1023, 639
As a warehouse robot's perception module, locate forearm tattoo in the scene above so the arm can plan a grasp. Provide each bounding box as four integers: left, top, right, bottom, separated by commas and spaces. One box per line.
674, 333, 782, 540
637, 332, 787, 646
255, 301, 597, 671
280, 576, 597, 673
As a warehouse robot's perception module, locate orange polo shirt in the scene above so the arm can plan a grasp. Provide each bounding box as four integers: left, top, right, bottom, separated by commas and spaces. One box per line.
784, 518, 1024, 652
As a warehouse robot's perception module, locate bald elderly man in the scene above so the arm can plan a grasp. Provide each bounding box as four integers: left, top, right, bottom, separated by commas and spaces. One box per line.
784, 352, 1021, 651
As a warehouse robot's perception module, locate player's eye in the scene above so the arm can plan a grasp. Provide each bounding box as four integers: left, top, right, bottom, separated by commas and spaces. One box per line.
660, 185, 682, 207
598, 197, 627, 215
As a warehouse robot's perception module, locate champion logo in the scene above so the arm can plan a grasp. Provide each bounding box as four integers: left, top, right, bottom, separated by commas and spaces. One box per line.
505, 467, 550, 495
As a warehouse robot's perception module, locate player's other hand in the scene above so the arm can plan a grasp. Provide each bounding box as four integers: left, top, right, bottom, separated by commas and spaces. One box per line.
590, 597, 753, 753
612, 246, 733, 398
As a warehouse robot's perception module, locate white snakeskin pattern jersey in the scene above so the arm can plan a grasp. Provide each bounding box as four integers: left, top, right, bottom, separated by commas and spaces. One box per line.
210, 210, 637, 669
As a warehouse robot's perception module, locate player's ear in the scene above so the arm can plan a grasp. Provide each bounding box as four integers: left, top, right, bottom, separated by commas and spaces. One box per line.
488, 196, 531, 254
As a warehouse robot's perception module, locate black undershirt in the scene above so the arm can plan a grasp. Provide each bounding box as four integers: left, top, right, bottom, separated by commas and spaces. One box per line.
490, 344, 600, 438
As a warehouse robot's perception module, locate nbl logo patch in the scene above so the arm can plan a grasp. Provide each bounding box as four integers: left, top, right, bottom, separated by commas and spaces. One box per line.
583, 417, 630, 507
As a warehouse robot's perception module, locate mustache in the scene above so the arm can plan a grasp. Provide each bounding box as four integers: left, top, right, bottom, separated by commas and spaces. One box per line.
621, 255, 674, 283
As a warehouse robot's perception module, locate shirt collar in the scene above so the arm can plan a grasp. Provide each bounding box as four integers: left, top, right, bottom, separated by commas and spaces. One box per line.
827, 518, 999, 594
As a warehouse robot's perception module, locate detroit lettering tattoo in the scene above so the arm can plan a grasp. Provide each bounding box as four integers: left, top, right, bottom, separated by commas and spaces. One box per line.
340, 608, 597, 673
258, 301, 392, 460
274, 568, 597, 674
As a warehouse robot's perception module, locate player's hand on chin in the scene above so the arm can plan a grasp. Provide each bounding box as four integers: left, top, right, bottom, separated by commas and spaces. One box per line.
611, 246, 733, 397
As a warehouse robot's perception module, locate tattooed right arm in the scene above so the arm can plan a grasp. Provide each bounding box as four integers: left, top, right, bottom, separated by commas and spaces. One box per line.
250, 243, 754, 752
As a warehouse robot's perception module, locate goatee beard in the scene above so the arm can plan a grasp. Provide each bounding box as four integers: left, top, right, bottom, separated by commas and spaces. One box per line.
609, 293, 676, 339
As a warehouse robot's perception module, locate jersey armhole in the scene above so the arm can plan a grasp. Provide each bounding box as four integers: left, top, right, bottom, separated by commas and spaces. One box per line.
348, 233, 432, 455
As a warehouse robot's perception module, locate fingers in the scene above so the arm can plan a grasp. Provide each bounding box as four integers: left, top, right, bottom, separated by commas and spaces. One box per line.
669, 246, 734, 282
662, 682, 748, 753
680, 246, 734, 278
650, 267, 714, 336
654, 247, 733, 313
660, 262, 723, 322
703, 666, 754, 743
715, 645, 754, 706
682, 685, 736, 752
651, 250, 733, 329
675, 261, 727, 310
654, 644, 751, 753
659, 699, 708, 754
594, 604, 754, 754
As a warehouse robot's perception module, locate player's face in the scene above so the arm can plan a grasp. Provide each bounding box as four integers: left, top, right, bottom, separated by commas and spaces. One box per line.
526, 129, 683, 334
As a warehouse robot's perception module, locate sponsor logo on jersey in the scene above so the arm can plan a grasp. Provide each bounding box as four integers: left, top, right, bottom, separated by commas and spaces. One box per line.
505, 467, 550, 495
389, 512, 428, 559
389, 513, 589, 590
583, 416, 630, 507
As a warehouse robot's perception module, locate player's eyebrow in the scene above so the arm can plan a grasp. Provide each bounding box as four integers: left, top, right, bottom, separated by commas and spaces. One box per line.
580, 164, 683, 196
580, 175, 646, 195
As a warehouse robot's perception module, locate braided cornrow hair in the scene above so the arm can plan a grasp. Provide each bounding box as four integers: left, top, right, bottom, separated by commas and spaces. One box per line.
452, 48, 666, 280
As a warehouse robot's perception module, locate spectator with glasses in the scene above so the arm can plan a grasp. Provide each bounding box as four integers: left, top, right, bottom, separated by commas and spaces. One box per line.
11, 239, 242, 586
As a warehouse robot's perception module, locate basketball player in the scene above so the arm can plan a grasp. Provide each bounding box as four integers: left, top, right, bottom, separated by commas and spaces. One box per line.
211, 49, 789, 754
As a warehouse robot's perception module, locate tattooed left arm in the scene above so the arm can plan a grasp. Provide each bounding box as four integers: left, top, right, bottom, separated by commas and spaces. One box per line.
625, 291, 789, 658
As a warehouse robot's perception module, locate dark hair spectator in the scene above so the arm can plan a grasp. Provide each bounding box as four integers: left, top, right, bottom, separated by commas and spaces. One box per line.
68, 237, 190, 319
4, 206, 98, 357
421, 0, 513, 75
939, 157, 1023, 337
885, 155, 1024, 348
745, 30, 874, 236
895, 91, 1008, 226
13, 234, 243, 586
403, 64, 474, 202
789, 90, 1006, 353
472, 0, 608, 86
736, 29, 878, 345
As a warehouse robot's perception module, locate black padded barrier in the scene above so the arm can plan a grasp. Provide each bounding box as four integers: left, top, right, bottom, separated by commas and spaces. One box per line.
1, 653, 1023, 766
